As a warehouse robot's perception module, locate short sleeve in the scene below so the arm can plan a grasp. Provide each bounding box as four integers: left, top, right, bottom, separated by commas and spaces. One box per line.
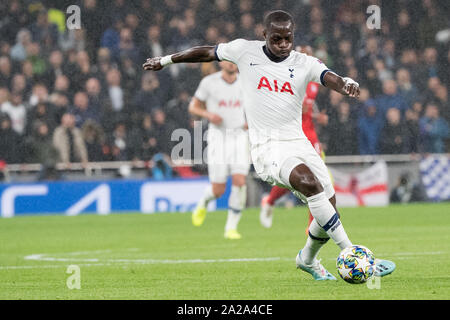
216, 39, 248, 64
194, 77, 209, 102
307, 56, 331, 86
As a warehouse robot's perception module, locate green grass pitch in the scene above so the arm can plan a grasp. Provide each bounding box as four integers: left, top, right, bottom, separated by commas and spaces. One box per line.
0, 203, 449, 300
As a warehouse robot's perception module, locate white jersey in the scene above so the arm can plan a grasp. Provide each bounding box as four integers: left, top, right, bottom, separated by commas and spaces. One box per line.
1, 102, 26, 135
216, 39, 330, 146
194, 71, 246, 135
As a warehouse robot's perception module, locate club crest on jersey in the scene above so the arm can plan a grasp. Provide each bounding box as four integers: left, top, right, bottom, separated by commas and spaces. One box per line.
257, 76, 294, 95
289, 68, 295, 79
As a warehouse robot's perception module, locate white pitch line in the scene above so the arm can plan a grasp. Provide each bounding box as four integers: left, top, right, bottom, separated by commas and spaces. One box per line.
24, 253, 282, 265
3, 250, 445, 271
0, 263, 115, 270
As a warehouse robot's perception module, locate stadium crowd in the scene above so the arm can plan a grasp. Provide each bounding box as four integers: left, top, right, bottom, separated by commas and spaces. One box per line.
0, 0, 449, 172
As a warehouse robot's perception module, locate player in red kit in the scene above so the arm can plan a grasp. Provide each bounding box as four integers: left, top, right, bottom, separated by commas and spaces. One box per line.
260, 46, 329, 230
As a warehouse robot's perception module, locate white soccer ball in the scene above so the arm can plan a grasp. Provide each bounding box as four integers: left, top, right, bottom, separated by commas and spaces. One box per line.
336, 245, 375, 284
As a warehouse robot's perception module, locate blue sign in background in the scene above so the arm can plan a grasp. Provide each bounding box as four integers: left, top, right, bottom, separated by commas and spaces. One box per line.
0, 177, 232, 217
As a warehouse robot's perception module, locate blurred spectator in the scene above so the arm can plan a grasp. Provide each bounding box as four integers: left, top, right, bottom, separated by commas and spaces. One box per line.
0, 87, 9, 105
152, 108, 177, 156
108, 122, 136, 161
358, 100, 383, 155
29, 83, 49, 107
25, 121, 60, 180
133, 72, 162, 114
49, 91, 70, 124
133, 114, 158, 161
379, 108, 408, 154
43, 50, 65, 90
393, 10, 417, 52
53, 113, 88, 165
375, 80, 409, 118
0, 56, 13, 88
11, 73, 30, 99
404, 107, 421, 154
396, 68, 419, 108
0, 0, 29, 44
101, 17, 124, 62
166, 89, 191, 129
26, 101, 55, 135
423, 47, 440, 79
327, 101, 357, 155
71, 91, 100, 127
119, 28, 139, 63
10, 29, 32, 62
390, 173, 424, 204
30, 9, 59, 44
26, 42, 47, 76
1, 92, 26, 135
140, 25, 164, 64
0, 114, 22, 163
419, 103, 449, 153
106, 69, 124, 112
82, 120, 107, 162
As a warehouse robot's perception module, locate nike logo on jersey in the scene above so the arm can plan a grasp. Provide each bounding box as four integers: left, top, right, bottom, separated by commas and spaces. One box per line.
250, 63, 260, 66
257, 76, 294, 95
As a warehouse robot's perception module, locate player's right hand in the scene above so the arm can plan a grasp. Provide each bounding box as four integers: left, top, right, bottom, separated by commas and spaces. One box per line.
208, 113, 223, 125
143, 57, 163, 71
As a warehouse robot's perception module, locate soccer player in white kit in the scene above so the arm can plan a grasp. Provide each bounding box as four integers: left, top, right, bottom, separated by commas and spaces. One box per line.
189, 61, 250, 240
143, 10, 395, 280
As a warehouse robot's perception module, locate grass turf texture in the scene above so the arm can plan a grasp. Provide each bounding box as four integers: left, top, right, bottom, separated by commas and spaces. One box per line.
0, 203, 449, 300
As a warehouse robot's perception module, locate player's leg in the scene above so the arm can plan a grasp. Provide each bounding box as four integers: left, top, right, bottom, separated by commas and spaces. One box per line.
192, 182, 226, 227
224, 174, 247, 240
277, 156, 350, 280
192, 159, 228, 226
260, 186, 290, 228
287, 163, 352, 251
224, 129, 250, 239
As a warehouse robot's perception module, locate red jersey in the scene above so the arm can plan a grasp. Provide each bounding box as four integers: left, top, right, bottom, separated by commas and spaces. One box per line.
302, 82, 321, 154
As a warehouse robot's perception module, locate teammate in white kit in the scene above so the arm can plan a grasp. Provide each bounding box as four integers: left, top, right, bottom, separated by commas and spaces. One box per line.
143, 10, 395, 280
189, 61, 250, 240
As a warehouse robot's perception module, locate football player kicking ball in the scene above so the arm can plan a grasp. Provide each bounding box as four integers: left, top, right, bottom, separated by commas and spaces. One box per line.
189, 61, 250, 240
143, 10, 395, 280
260, 44, 327, 231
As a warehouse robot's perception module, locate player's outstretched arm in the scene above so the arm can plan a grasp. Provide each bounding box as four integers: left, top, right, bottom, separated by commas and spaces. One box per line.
323, 72, 360, 98
143, 46, 217, 71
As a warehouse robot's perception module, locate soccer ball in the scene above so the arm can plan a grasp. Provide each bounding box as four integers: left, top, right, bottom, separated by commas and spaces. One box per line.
336, 245, 375, 284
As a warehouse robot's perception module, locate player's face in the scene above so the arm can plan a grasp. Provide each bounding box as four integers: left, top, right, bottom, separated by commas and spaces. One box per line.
264, 22, 294, 58
219, 61, 238, 74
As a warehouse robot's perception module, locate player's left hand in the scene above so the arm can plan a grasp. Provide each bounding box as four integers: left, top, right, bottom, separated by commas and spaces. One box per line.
343, 77, 360, 98
143, 57, 163, 71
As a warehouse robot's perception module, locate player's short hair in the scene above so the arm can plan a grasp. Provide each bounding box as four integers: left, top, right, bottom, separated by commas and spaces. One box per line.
263, 10, 294, 30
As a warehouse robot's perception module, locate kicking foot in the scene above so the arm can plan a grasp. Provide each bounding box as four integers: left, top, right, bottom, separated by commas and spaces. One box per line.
374, 259, 396, 277
296, 250, 337, 281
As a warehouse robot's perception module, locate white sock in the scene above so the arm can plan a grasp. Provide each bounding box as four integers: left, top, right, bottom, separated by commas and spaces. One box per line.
225, 185, 246, 232
301, 219, 330, 265
198, 185, 216, 208
306, 192, 352, 250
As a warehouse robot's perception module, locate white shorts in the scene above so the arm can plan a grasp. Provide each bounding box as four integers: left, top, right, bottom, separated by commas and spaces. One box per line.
251, 138, 335, 201
207, 130, 251, 184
